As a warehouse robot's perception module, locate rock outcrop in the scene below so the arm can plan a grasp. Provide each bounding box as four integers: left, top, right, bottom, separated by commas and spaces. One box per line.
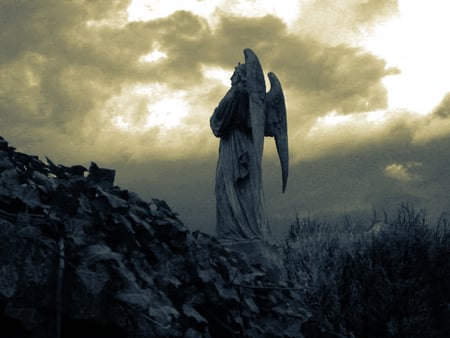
0, 136, 310, 338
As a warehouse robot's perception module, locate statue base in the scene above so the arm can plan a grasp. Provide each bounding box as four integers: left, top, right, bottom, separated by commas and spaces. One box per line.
220, 239, 286, 281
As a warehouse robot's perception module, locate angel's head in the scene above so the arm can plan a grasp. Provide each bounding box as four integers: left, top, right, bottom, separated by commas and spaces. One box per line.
230, 62, 247, 86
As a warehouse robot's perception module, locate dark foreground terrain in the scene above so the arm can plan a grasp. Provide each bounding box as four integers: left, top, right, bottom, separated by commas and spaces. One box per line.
0, 136, 449, 337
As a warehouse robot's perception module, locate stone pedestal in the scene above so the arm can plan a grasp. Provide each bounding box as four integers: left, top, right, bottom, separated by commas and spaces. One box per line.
220, 239, 286, 281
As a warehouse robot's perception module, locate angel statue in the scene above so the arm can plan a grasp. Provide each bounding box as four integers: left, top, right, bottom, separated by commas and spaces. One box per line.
210, 48, 288, 241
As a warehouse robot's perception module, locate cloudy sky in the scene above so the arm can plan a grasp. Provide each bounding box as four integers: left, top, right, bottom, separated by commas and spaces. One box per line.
2, 0, 450, 236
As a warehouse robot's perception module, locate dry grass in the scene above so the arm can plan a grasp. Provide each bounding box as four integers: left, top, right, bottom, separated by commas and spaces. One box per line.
283, 203, 450, 337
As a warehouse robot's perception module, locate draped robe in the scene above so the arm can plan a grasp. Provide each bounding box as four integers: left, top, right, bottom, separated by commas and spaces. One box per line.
210, 83, 269, 241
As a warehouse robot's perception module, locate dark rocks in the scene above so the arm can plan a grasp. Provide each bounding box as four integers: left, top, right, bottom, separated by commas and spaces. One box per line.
0, 137, 9, 151
0, 136, 310, 337
87, 162, 114, 189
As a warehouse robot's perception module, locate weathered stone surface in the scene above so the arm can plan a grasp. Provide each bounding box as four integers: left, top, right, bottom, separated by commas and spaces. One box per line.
221, 239, 286, 282
210, 48, 288, 241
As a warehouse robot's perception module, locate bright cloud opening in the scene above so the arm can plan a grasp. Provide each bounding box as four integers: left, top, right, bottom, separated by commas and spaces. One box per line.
310, 109, 388, 134
145, 96, 188, 129
365, 110, 387, 125
299, 108, 414, 161
365, 0, 450, 115
384, 162, 421, 182
139, 48, 168, 63
220, 0, 300, 27
109, 83, 190, 132
201, 65, 230, 88
319, 110, 352, 127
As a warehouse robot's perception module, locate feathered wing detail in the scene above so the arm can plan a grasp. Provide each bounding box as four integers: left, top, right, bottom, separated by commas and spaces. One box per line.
265, 72, 289, 193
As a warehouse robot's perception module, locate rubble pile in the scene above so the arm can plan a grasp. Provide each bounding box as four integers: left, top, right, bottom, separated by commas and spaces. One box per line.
0, 136, 311, 338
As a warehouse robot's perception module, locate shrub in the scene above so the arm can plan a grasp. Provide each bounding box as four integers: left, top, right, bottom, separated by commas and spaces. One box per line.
284, 204, 450, 337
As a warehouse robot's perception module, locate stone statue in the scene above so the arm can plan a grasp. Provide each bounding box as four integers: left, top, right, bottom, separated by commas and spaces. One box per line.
210, 48, 288, 241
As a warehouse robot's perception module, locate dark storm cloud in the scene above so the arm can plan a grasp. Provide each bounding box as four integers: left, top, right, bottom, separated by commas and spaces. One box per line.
0, 0, 188, 160
5, 0, 437, 235
1, 1, 400, 166
150, 11, 396, 116
1, 0, 398, 135
412, 92, 450, 144
139, 10, 400, 142
203, 14, 288, 65
125, 130, 450, 237
0, 0, 130, 127
269, 42, 398, 117
266, 133, 450, 236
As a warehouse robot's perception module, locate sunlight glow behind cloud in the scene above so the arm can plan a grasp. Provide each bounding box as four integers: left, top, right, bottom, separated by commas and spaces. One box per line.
3, 0, 450, 231
301, 108, 414, 160
110, 83, 190, 132
201, 66, 230, 88
2, 0, 450, 165
311, 109, 389, 133
145, 96, 188, 129
139, 48, 167, 63
124, 0, 450, 160
384, 162, 421, 182
365, 0, 450, 115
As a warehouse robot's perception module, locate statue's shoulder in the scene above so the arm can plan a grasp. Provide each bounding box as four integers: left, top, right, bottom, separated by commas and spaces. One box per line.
232, 83, 249, 96
223, 84, 247, 101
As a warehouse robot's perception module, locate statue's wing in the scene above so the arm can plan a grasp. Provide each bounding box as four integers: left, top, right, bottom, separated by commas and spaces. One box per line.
265, 72, 289, 193
243, 48, 266, 165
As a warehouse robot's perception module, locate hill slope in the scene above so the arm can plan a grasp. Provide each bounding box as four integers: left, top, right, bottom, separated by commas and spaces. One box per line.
0, 136, 309, 338
2, 136, 449, 337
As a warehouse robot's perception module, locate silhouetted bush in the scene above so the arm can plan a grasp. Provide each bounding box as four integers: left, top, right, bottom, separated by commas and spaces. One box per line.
284, 204, 450, 337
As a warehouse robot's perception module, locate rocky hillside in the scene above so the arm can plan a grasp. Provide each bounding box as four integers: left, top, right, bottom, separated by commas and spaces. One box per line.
3, 136, 448, 338
0, 136, 310, 338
